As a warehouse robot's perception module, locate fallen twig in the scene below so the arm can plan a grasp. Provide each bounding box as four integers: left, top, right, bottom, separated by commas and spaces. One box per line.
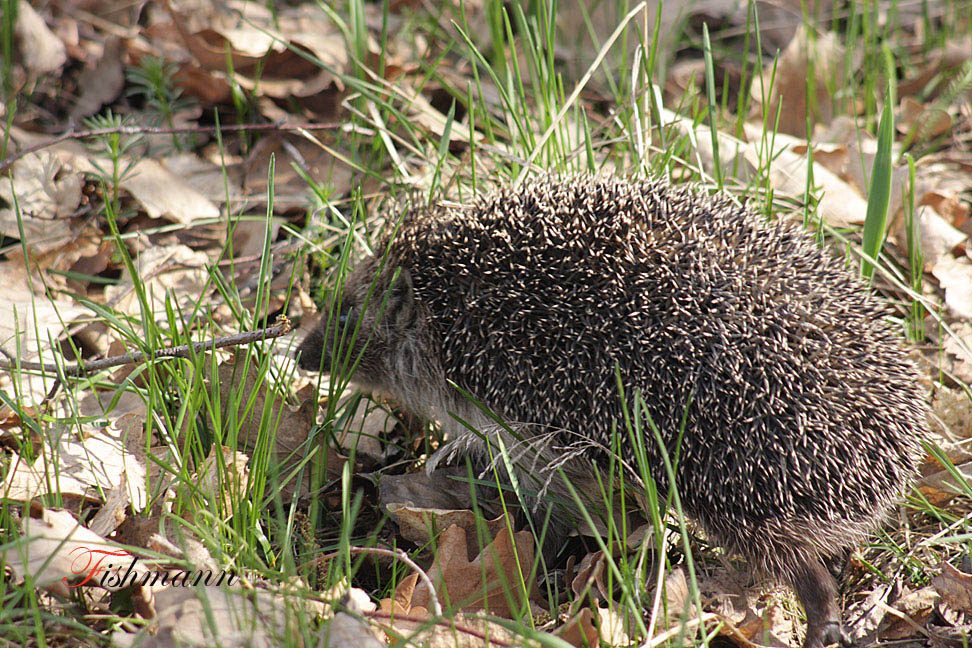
365, 611, 522, 647
0, 122, 341, 172
0, 318, 292, 377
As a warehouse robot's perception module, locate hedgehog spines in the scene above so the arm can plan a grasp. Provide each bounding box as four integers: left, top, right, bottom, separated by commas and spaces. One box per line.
297, 175, 927, 648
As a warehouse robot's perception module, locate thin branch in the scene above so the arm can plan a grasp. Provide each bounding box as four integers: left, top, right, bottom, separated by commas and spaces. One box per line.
0, 318, 292, 377
0, 122, 342, 172
364, 611, 522, 648
314, 546, 444, 618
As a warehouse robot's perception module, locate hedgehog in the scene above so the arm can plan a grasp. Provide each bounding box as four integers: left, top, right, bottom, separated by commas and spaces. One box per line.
297, 175, 927, 648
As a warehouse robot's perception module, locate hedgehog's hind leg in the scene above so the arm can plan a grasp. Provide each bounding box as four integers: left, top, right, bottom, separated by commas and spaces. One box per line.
791, 557, 851, 648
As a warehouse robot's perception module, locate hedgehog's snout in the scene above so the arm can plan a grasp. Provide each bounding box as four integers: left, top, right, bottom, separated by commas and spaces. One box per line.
295, 324, 327, 371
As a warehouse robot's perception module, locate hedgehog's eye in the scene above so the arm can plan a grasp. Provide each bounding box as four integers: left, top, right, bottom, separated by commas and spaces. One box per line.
338, 305, 353, 325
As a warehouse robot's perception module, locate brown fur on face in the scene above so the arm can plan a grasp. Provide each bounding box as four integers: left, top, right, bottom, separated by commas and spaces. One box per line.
296, 257, 441, 406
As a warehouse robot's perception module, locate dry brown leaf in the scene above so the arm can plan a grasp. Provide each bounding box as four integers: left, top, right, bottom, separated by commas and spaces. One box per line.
571, 550, 611, 604
793, 140, 848, 176
67, 239, 116, 295
103, 244, 211, 318
170, 64, 234, 104
80, 387, 148, 422
899, 35, 972, 98
752, 26, 843, 137
376, 573, 431, 640
555, 3, 683, 81
798, 123, 912, 221
697, 568, 794, 646
269, 3, 349, 82
398, 86, 481, 145
927, 321, 972, 385
933, 387, 972, 443
410, 524, 538, 618
162, 13, 300, 77
912, 162, 972, 232
87, 479, 135, 538
927, 620, 972, 644
932, 562, 972, 613
163, 153, 244, 207
920, 387, 972, 503
555, 608, 598, 648
243, 135, 352, 211
67, 147, 217, 224
53, 14, 79, 55
0, 262, 94, 405
375, 600, 520, 648
665, 58, 706, 104
922, 191, 970, 231
321, 587, 385, 648
680, 118, 871, 228
382, 572, 422, 616
742, 126, 869, 227
596, 605, 632, 646
111, 582, 314, 648
139, 1, 350, 105
0, 152, 82, 253
428, 614, 521, 648
0, 259, 89, 358
155, 2, 346, 95
748, 0, 834, 48
386, 505, 508, 557
388, 506, 480, 547
0, 404, 37, 440
655, 568, 692, 631
898, 97, 952, 142
877, 586, 939, 640
109, 513, 220, 577
931, 256, 972, 319
847, 582, 893, 644
912, 206, 967, 270
14, 1, 67, 78
321, 612, 387, 648
237, 66, 339, 101
1, 410, 148, 508
87, 412, 148, 538
330, 392, 396, 462
917, 461, 972, 504
230, 217, 282, 261
184, 445, 250, 518
119, 158, 220, 224
2, 508, 148, 597
69, 37, 125, 121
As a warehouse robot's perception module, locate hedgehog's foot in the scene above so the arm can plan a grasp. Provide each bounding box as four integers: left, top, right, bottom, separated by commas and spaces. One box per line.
792, 558, 851, 648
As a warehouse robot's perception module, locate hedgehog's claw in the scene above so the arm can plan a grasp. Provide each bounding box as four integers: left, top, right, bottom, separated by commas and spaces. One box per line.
819, 622, 852, 647
802, 621, 850, 648
793, 558, 845, 648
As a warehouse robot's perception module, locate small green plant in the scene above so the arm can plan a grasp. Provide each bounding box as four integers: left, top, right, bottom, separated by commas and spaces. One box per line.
82, 111, 142, 218
903, 154, 925, 341
126, 55, 197, 151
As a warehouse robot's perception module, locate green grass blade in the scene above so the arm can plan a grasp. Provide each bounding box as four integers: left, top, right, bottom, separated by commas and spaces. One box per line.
861, 86, 894, 279
702, 23, 722, 189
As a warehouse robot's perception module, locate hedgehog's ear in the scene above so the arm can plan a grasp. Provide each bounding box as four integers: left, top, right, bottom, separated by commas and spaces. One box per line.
388, 267, 417, 332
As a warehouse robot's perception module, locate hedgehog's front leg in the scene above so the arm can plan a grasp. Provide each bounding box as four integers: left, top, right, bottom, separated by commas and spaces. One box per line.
791, 558, 851, 648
